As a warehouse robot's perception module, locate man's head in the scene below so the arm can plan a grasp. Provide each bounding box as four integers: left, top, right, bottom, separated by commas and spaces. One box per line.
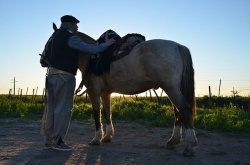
60, 15, 79, 34
61, 15, 79, 23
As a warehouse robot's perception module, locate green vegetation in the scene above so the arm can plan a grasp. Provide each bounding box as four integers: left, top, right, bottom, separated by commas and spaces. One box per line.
195, 107, 250, 134
0, 95, 250, 134
0, 95, 43, 119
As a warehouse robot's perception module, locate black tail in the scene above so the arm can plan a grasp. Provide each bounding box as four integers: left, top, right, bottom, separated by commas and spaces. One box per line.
178, 45, 196, 121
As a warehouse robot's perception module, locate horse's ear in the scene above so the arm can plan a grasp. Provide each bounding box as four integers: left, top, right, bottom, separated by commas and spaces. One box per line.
53, 22, 58, 31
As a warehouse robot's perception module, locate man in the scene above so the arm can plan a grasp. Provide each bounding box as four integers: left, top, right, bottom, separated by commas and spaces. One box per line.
43, 15, 115, 151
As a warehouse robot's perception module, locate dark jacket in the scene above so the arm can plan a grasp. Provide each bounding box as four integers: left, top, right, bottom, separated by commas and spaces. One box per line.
50, 29, 79, 75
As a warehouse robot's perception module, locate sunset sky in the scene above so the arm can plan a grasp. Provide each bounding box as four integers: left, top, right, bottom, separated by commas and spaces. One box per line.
0, 0, 249, 97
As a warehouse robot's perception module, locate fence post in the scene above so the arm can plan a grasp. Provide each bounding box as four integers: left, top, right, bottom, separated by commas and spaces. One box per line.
32, 89, 35, 102
218, 79, 221, 97
8, 89, 12, 99
149, 90, 152, 101
248, 99, 250, 120
135, 94, 138, 101
152, 89, 161, 105
19, 89, 22, 100
42, 88, 45, 100
116, 95, 122, 103
209, 86, 211, 99
26, 87, 28, 96
160, 89, 164, 97
35, 86, 38, 99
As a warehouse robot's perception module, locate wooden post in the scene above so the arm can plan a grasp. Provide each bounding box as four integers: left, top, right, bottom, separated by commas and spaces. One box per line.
32, 89, 35, 101
26, 87, 28, 96
19, 89, 22, 100
160, 89, 164, 97
35, 86, 38, 97
42, 88, 45, 100
152, 89, 161, 105
119, 95, 122, 103
149, 89, 152, 101
218, 79, 221, 97
248, 103, 250, 119
14, 77, 16, 95
8, 89, 12, 98
248, 97, 250, 119
209, 86, 211, 99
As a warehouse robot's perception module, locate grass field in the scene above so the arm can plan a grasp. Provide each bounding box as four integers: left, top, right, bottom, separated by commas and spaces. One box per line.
0, 95, 250, 134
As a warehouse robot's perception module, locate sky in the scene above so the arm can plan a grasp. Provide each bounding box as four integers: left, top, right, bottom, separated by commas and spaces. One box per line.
0, 0, 249, 97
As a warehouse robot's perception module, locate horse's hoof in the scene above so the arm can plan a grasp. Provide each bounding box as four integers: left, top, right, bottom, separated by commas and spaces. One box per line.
102, 136, 112, 143
182, 147, 195, 157
89, 140, 101, 145
165, 143, 176, 150
165, 140, 180, 150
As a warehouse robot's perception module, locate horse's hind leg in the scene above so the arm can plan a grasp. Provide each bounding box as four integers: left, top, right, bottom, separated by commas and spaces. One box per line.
165, 88, 197, 156
101, 94, 114, 142
165, 106, 182, 150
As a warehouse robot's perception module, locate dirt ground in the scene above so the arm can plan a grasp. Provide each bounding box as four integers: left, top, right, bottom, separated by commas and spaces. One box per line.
0, 119, 250, 165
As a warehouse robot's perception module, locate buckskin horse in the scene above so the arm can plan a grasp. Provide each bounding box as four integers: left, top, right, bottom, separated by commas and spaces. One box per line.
51, 23, 197, 156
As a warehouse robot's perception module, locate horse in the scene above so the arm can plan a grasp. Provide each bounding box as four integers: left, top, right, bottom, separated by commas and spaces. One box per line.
52, 23, 198, 156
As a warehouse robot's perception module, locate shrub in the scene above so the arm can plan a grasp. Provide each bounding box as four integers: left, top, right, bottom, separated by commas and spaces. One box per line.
195, 107, 250, 133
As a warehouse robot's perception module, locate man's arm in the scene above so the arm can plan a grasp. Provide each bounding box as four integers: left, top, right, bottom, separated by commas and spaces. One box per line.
68, 35, 108, 54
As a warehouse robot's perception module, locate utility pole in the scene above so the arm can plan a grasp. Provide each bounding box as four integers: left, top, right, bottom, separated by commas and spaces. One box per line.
12, 77, 18, 95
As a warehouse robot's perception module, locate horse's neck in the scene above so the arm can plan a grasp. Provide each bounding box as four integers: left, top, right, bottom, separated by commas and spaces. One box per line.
78, 53, 90, 73
76, 32, 96, 44
77, 31, 96, 76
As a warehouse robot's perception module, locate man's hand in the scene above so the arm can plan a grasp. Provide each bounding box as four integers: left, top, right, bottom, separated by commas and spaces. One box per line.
105, 38, 116, 46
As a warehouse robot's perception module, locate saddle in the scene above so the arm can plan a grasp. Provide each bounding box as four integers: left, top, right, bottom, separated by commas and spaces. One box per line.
87, 30, 145, 75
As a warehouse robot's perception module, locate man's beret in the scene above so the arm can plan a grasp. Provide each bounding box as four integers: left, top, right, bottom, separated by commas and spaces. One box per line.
61, 15, 80, 23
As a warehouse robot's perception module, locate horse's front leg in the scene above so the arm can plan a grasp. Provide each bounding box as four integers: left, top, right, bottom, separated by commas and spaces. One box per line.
101, 94, 114, 142
88, 95, 103, 145
166, 107, 182, 150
